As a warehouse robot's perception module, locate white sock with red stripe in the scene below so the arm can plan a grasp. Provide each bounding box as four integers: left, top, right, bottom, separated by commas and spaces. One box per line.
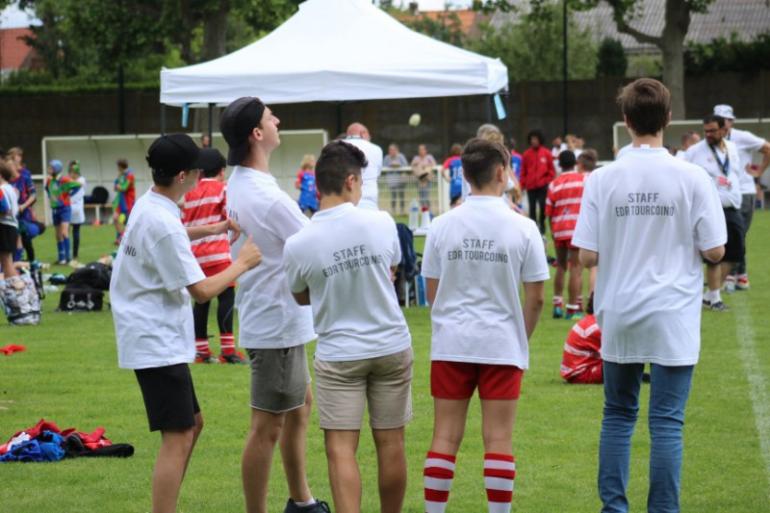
220, 333, 235, 356
484, 453, 515, 513
553, 296, 564, 307
424, 451, 455, 513
195, 338, 211, 357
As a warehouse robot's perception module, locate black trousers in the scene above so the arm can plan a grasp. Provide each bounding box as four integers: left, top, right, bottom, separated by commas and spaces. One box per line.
193, 286, 235, 340
527, 186, 549, 234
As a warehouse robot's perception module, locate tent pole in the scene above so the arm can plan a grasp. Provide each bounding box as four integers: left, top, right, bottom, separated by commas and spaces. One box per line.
485, 95, 492, 123
208, 103, 214, 140
160, 103, 166, 136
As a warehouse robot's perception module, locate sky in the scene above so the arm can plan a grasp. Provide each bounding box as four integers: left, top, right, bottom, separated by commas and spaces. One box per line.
1, 0, 474, 29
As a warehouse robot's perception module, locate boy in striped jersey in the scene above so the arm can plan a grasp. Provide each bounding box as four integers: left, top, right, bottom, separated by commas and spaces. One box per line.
560, 293, 602, 384
545, 150, 588, 319
45, 159, 82, 264
182, 148, 244, 364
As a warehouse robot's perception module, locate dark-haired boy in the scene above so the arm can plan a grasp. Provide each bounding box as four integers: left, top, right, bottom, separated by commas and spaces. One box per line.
520, 130, 555, 233
545, 150, 585, 319
283, 140, 412, 513
222, 97, 327, 513
421, 138, 548, 513
573, 78, 726, 513
181, 148, 244, 364
110, 133, 262, 513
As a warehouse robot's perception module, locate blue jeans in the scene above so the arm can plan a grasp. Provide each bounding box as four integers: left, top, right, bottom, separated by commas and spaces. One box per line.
598, 362, 694, 513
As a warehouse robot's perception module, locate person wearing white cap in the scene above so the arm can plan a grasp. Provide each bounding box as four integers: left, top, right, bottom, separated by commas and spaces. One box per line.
713, 104, 770, 291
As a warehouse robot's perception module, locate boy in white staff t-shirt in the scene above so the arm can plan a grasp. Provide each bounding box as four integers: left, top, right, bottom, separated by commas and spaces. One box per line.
573, 79, 726, 513
421, 138, 548, 513
221, 97, 328, 513
283, 140, 413, 513
110, 133, 261, 513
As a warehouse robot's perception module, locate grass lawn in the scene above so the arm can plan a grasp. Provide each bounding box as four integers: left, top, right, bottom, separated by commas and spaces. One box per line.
1, 212, 769, 512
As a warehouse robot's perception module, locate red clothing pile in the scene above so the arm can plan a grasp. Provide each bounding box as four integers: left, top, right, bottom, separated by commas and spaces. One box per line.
560, 314, 603, 384
182, 178, 231, 275
520, 146, 556, 190
545, 171, 587, 243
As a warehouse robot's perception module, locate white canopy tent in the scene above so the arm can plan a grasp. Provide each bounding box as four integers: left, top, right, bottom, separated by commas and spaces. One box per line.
160, 0, 508, 106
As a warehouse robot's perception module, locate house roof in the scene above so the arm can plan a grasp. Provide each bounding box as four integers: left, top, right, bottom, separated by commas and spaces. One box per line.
395, 9, 490, 39
491, 0, 770, 53
0, 27, 34, 71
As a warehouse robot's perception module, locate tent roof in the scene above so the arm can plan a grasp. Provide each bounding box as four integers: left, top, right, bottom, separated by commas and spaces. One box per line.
160, 0, 508, 106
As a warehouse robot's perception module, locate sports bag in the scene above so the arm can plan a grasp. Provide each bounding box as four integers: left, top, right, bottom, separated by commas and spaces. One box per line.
58, 286, 104, 312
1, 274, 41, 325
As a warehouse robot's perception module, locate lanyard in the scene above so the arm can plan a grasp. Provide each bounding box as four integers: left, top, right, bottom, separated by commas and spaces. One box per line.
708, 144, 730, 176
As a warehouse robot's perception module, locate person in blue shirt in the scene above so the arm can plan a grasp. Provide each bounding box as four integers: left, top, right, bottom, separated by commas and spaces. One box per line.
441, 143, 464, 203
295, 154, 319, 216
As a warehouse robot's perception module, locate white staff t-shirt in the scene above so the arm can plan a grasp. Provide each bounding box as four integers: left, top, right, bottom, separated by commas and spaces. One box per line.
283, 202, 411, 361
727, 127, 767, 195
111, 190, 206, 369
226, 166, 315, 349
345, 137, 383, 210
421, 195, 549, 368
573, 146, 727, 366
684, 139, 742, 209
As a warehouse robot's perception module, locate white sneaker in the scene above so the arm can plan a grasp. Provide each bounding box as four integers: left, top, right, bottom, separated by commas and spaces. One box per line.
724, 276, 736, 294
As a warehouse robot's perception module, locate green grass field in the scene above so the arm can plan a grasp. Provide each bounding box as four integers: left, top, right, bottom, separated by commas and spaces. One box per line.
1, 212, 769, 513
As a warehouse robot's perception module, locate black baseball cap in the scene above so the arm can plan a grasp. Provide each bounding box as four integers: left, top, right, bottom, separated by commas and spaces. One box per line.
146, 133, 202, 177
197, 148, 226, 174
220, 97, 266, 166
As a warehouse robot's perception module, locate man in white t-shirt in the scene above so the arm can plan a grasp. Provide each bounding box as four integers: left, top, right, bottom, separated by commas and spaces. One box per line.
421, 138, 548, 513
110, 133, 261, 513
221, 97, 329, 513
713, 104, 770, 290
573, 78, 726, 513
283, 140, 413, 513
684, 114, 744, 311
344, 122, 383, 210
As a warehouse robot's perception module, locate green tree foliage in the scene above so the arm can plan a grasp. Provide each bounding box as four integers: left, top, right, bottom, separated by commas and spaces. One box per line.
2, 0, 300, 87
596, 37, 627, 76
685, 32, 770, 75
468, 1, 598, 81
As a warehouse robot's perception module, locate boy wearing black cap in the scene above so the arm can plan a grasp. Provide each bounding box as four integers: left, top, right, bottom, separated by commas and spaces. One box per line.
110, 133, 262, 513
222, 97, 328, 513
181, 148, 244, 364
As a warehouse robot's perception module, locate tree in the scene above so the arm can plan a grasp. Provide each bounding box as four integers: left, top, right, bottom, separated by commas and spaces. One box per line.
573, 0, 716, 118
596, 37, 627, 76
404, 11, 466, 47
469, 2, 598, 81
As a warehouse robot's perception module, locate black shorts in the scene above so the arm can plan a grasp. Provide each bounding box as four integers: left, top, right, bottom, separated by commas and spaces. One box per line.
0, 223, 18, 253
135, 363, 200, 432
722, 208, 745, 263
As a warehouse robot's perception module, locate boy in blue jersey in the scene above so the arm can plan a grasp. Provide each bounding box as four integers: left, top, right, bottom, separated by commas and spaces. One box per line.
295, 155, 319, 216
441, 144, 464, 203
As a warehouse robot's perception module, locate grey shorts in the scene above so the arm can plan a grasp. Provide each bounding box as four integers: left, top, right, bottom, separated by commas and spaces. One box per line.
314, 347, 413, 431
247, 346, 311, 413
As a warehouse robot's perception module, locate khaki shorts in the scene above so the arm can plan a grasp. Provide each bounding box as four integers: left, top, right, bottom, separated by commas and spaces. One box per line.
314, 347, 413, 430
247, 346, 311, 414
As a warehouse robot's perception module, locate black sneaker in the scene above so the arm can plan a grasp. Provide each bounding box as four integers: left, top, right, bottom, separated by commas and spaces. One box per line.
708, 301, 729, 312
218, 351, 247, 364
284, 499, 332, 513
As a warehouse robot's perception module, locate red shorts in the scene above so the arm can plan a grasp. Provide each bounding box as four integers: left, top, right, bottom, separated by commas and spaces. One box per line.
553, 239, 577, 251
431, 361, 523, 400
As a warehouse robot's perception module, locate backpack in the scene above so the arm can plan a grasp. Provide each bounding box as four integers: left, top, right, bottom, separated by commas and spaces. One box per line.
396, 223, 418, 281
1, 274, 41, 325
66, 262, 111, 291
